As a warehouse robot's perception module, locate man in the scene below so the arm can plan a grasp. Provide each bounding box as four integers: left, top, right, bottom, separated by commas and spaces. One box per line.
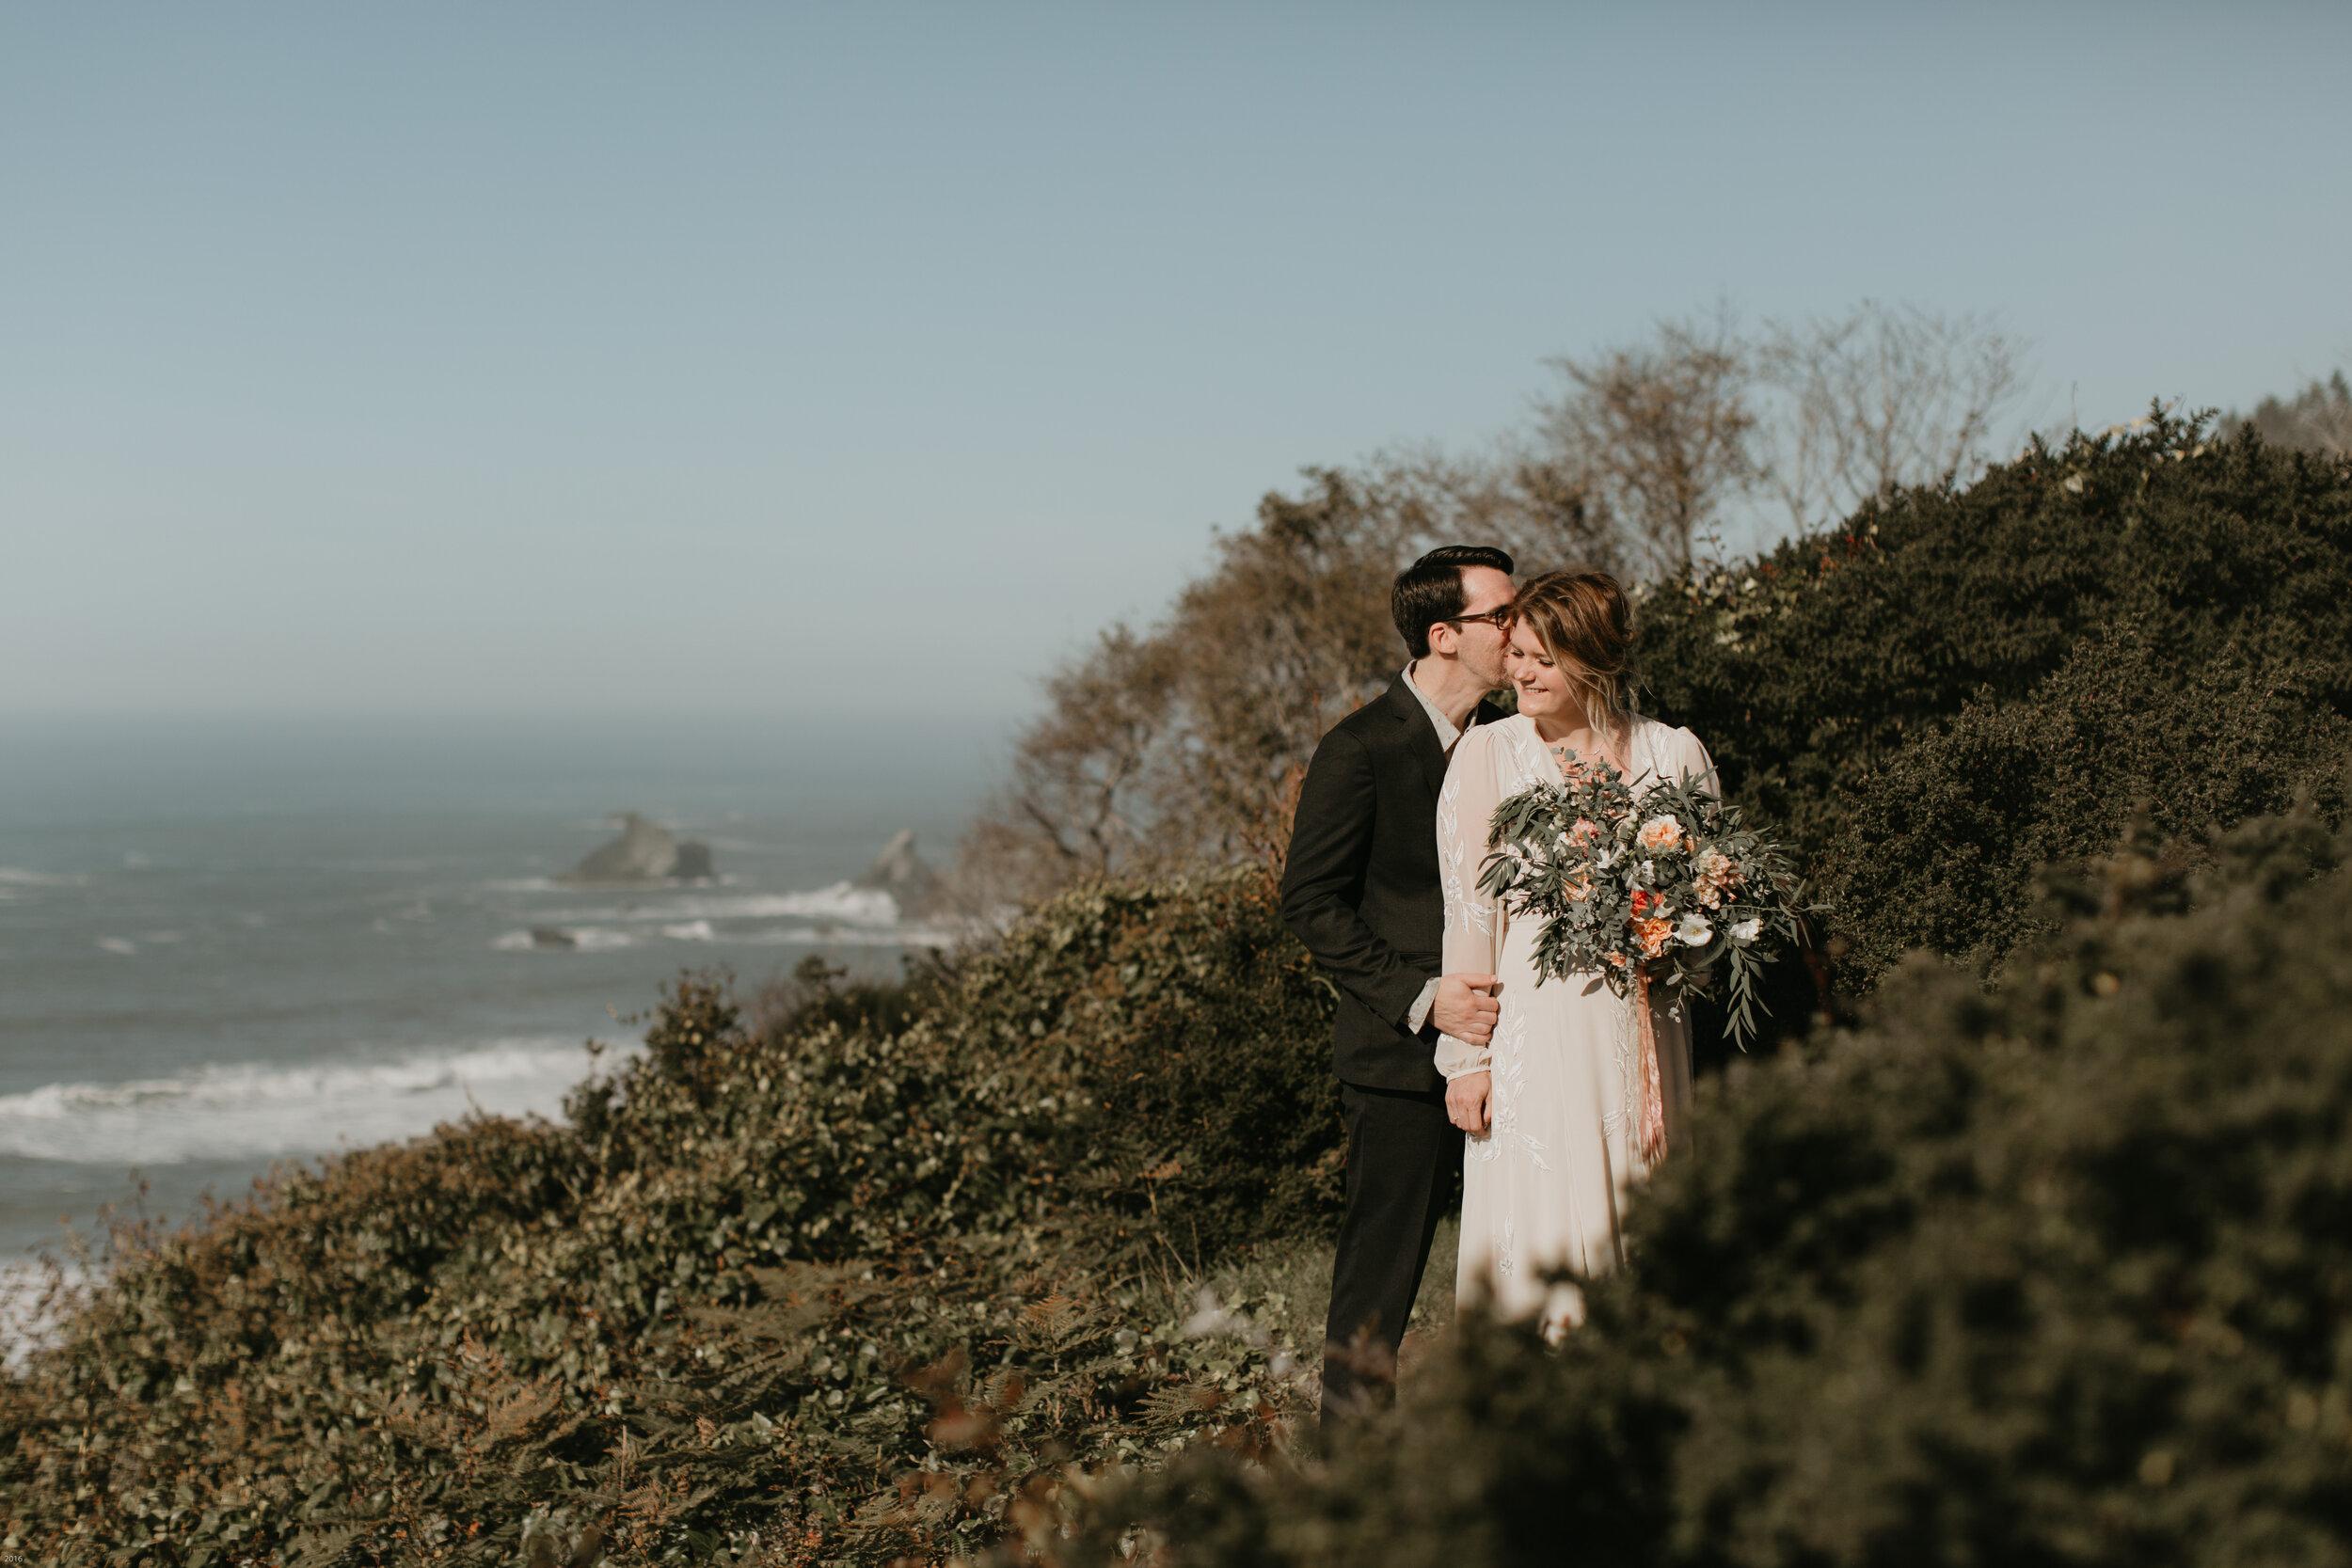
1279, 544, 1516, 1423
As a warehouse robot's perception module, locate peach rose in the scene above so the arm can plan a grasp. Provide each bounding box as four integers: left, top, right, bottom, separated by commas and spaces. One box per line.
1633, 916, 1673, 958
1637, 815, 1687, 853
1694, 848, 1739, 909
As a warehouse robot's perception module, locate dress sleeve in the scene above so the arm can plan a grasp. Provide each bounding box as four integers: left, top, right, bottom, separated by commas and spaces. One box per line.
1673, 726, 1721, 795
1433, 725, 1506, 1080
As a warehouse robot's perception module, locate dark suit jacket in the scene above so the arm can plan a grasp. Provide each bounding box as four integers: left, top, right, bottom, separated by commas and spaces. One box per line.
1279, 673, 1510, 1093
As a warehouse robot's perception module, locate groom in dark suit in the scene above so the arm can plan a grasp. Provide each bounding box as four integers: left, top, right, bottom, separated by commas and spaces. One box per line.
1280, 544, 1517, 1423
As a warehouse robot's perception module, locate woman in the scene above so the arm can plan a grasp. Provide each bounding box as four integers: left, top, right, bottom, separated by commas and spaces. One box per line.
1433, 570, 1717, 1337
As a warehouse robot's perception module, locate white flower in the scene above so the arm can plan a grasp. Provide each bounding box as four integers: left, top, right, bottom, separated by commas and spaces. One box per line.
1728, 917, 1761, 946
1675, 912, 1711, 946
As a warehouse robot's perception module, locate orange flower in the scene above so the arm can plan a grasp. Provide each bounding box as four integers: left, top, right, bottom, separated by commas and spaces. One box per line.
1633, 916, 1673, 958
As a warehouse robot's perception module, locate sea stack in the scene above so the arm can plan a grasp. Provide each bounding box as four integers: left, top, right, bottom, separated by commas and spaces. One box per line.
560, 813, 717, 886
853, 829, 946, 920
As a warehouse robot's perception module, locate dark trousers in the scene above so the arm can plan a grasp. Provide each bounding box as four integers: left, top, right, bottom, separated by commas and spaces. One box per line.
1323, 1079, 1460, 1424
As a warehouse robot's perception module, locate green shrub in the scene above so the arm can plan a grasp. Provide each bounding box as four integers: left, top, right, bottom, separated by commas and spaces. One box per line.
1826, 627, 2352, 985
0, 867, 1340, 1567
1073, 816, 2352, 1566
1641, 413, 2352, 997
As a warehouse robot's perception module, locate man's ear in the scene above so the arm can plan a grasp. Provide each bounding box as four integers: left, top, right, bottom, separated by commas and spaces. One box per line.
1425, 622, 1457, 659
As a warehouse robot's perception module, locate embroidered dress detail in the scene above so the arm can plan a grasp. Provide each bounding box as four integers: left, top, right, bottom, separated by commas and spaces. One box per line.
1434, 713, 1713, 1324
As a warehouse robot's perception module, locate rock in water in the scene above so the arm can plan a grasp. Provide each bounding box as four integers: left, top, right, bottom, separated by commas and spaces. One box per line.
853, 829, 946, 920
528, 927, 578, 950
563, 812, 693, 885
672, 839, 715, 882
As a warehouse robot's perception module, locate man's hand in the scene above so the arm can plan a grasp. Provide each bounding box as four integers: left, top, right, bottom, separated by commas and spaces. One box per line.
1431, 973, 1500, 1044
1445, 1070, 1492, 1135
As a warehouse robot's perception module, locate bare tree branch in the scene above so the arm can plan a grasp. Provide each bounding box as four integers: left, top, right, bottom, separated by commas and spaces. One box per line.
1538, 309, 1756, 578
1755, 302, 2026, 533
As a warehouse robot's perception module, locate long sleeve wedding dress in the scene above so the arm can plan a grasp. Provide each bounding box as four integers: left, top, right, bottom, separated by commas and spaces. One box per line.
1433, 712, 1717, 1334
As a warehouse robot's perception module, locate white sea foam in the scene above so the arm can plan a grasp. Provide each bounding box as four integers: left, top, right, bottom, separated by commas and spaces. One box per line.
724, 923, 961, 948
0, 868, 86, 887
541, 882, 902, 927
490, 926, 642, 952
0, 1038, 620, 1166
1, 1259, 92, 1372
95, 937, 138, 957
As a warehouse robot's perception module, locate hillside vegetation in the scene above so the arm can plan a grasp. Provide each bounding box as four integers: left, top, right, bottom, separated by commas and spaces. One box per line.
4, 419, 2348, 1566
1086, 811, 2352, 1566
1641, 411, 2352, 991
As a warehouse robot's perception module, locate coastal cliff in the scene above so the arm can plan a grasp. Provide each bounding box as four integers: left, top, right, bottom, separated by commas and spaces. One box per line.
8, 424, 2350, 1566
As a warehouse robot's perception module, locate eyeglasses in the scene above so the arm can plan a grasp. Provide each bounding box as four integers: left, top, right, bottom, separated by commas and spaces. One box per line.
1439, 606, 1514, 630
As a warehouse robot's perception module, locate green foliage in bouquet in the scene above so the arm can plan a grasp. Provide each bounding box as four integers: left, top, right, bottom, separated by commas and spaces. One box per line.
1064, 813, 2352, 1567
1478, 768, 1814, 1050
1640, 410, 2352, 993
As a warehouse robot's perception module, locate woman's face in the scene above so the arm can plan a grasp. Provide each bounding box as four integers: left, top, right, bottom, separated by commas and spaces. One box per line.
1505, 620, 1579, 722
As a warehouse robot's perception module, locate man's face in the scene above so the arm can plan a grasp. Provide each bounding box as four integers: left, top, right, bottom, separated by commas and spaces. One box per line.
1434, 565, 1517, 688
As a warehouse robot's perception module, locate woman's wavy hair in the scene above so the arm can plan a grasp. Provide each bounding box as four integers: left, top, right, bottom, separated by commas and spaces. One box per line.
1506, 570, 1640, 737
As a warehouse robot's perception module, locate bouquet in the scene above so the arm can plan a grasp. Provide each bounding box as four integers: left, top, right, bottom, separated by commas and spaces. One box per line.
1477, 759, 1815, 1156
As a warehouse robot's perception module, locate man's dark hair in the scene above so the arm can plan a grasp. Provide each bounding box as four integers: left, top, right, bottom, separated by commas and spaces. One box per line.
1391, 545, 1516, 659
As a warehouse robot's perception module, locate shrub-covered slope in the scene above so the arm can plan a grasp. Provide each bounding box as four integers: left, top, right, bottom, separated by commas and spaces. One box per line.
0, 870, 1346, 1566
1083, 816, 2352, 1567
8, 420, 2350, 1568
1643, 413, 2352, 990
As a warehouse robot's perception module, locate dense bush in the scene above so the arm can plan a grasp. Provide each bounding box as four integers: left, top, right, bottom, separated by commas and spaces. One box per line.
1828, 627, 2350, 982
1076, 814, 2352, 1566
1640, 411, 2352, 994
0, 867, 1340, 1566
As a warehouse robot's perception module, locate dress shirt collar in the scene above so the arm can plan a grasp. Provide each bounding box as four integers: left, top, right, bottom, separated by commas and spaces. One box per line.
1402, 661, 1480, 755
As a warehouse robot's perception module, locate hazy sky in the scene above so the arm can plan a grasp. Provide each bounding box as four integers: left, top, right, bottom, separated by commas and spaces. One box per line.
5, 3, 2347, 721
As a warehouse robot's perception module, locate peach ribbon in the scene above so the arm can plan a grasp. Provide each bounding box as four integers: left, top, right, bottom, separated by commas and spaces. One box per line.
1634, 971, 1667, 1166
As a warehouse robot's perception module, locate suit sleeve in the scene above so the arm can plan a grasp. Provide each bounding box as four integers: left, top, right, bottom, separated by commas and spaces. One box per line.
1279, 728, 1433, 1030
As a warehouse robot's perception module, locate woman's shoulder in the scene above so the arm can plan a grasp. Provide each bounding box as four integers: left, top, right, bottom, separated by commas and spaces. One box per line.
1444, 713, 1527, 783
1462, 711, 1534, 757
1633, 715, 1711, 772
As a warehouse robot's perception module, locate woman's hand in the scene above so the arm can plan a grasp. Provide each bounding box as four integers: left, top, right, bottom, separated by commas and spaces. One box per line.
1445, 1070, 1492, 1135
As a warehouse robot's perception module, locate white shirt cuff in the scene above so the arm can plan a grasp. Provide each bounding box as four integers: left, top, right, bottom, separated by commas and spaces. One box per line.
1406, 975, 1441, 1033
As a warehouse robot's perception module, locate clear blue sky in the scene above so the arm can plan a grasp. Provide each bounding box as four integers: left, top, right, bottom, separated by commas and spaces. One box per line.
5, 3, 2346, 721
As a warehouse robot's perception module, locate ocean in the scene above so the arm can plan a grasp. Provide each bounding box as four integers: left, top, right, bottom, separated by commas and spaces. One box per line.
0, 714, 1008, 1280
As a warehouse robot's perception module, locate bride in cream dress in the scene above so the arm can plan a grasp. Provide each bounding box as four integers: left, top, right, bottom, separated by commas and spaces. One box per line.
1433, 570, 1717, 1336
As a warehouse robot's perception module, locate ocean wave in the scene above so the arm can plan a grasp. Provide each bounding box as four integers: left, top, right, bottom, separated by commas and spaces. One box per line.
723, 924, 960, 948
539, 882, 902, 927
0, 868, 86, 887
0, 1259, 93, 1371
491, 926, 644, 952
0, 1038, 619, 1166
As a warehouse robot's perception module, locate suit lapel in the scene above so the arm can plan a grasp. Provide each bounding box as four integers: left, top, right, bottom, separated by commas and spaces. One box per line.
1384, 674, 1452, 800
